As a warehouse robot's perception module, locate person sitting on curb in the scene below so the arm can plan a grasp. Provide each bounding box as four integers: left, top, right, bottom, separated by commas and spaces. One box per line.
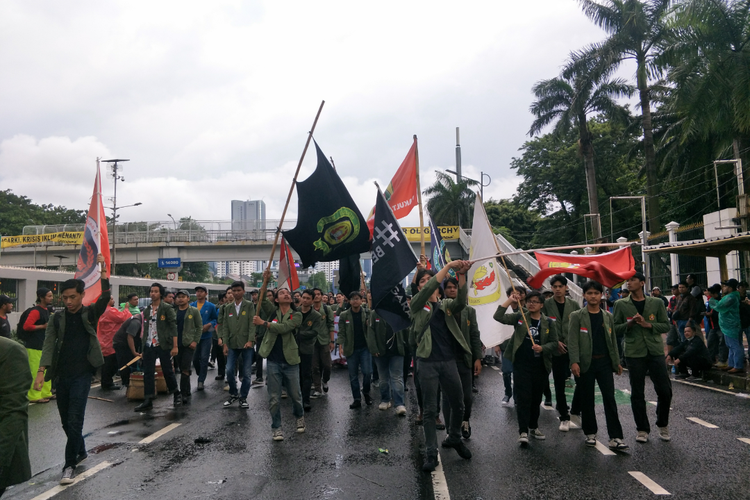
667, 319, 712, 379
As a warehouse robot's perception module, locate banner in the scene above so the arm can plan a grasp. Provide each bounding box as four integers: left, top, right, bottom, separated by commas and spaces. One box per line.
403, 226, 459, 242
1, 231, 84, 248
527, 246, 635, 289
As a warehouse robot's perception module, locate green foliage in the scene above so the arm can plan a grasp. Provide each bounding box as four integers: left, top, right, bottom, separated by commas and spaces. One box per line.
0, 189, 86, 236
484, 199, 541, 249
423, 171, 478, 226
307, 271, 328, 291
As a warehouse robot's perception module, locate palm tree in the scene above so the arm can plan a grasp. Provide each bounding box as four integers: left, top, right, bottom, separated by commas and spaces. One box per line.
578, 0, 673, 231
529, 54, 634, 240
423, 171, 478, 227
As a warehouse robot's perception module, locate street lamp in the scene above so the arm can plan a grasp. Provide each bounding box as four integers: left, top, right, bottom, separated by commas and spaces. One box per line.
167, 214, 177, 229
107, 202, 142, 271
446, 169, 492, 201
102, 159, 131, 272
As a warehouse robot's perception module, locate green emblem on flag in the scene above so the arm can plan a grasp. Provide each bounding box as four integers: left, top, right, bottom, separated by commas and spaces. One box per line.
313, 207, 361, 255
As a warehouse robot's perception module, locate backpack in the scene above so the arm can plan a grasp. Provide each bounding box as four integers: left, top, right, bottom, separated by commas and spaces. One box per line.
740, 301, 750, 329
16, 306, 43, 342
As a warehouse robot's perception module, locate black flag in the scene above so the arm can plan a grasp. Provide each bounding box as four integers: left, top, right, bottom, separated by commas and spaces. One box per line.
283, 142, 371, 269
338, 254, 361, 297
371, 189, 418, 332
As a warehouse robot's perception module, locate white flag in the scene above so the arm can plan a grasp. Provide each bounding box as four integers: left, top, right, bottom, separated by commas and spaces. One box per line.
467, 193, 514, 347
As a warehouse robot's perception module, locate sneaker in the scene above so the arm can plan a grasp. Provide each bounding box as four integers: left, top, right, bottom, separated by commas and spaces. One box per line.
501, 395, 513, 407
530, 428, 546, 440
472, 384, 479, 394
215, 375, 224, 380
379, 401, 392, 411
223, 384, 230, 391
422, 453, 438, 472
444, 437, 472, 459
281, 389, 288, 399
75, 452, 88, 466
518, 432, 529, 445
182, 395, 191, 405
304, 402, 312, 412
296, 417, 306, 433
372, 380, 380, 388
559, 420, 570, 432
208, 361, 215, 369
197, 382, 204, 391
322, 381, 329, 393
461, 420, 471, 439
272, 429, 284, 441
570, 414, 582, 428
223, 396, 239, 408
173, 391, 182, 406
349, 399, 362, 409
311, 391, 324, 399
364, 393, 373, 406
60, 466, 75, 485
585, 434, 597, 446
609, 438, 629, 451
395, 405, 407, 416
636, 431, 649, 443
239, 398, 249, 409
252, 378, 264, 388
658, 426, 671, 442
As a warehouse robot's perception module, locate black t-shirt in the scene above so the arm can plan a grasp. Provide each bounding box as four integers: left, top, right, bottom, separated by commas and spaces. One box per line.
267, 313, 287, 364
426, 305, 460, 362
385, 323, 400, 357
515, 317, 543, 365
57, 310, 94, 377
176, 309, 187, 345
0, 315, 10, 338
633, 299, 646, 316
352, 310, 366, 351
556, 300, 566, 320
589, 311, 607, 356
113, 316, 142, 351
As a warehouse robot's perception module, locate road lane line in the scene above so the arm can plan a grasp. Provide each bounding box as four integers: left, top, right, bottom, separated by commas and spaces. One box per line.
540, 404, 555, 411
138, 423, 181, 444
628, 472, 671, 495
432, 452, 451, 500
672, 378, 736, 395
686, 417, 718, 429
491, 366, 500, 371
737, 438, 750, 445
30, 461, 111, 500
594, 441, 616, 456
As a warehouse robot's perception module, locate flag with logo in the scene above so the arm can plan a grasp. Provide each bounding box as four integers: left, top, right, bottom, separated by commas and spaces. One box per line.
283, 141, 371, 269
366, 138, 419, 237
371, 189, 418, 332
527, 246, 635, 289
277, 237, 300, 291
467, 193, 513, 347
74, 162, 111, 306
429, 217, 454, 277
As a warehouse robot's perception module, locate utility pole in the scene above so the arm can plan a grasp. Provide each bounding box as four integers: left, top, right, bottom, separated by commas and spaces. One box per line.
102, 159, 130, 271
455, 127, 462, 183
714, 158, 748, 275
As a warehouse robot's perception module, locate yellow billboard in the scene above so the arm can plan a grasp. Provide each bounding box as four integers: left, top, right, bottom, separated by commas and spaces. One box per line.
0, 232, 84, 249
402, 226, 460, 242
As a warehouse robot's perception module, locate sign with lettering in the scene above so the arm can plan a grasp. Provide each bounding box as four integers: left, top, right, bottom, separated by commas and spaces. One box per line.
0, 232, 84, 248
401, 226, 460, 242
158, 258, 181, 268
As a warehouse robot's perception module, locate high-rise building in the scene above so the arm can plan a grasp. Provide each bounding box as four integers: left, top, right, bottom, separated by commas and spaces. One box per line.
231, 199, 266, 233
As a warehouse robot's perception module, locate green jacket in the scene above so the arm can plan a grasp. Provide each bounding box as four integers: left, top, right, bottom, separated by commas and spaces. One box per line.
177, 305, 204, 347
409, 276, 472, 363
459, 306, 483, 367
613, 295, 669, 358
218, 299, 256, 349
312, 303, 335, 346
542, 297, 580, 343
0, 337, 32, 489
567, 308, 619, 374
258, 299, 303, 364
142, 300, 178, 351
296, 308, 323, 355
368, 310, 405, 357
494, 308, 558, 373
338, 307, 373, 357
40, 279, 111, 379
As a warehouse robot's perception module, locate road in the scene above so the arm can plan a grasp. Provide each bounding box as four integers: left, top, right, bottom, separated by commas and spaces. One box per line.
6, 363, 750, 500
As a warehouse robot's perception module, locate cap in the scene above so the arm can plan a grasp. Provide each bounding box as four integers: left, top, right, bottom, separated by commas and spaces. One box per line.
652, 286, 661, 291
0, 295, 15, 306
721, 278, 739, 289
194, 285, 208, 293
176, 289, 191, 297
708, 283, 722, 293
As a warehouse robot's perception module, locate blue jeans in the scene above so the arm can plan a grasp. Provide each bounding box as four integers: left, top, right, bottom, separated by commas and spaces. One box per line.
725, 335, 745, 369
56, 373, 91, 468
226, 348, 254, 398
193, 337, 212, 383
676, 320, 688, 342
347, 348, 372, 401
266, 361, 304, 429
373, 355, 405, 407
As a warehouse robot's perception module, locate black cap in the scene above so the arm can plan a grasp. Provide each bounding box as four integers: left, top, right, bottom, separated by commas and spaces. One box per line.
708, 284, 722, 293
194, 285, 208, 293
740, 280, 749, 288
722, 278, 739, 289
0, 295, 15, 306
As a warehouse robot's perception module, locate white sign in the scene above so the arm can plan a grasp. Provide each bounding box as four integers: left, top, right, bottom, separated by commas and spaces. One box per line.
166, 272, 177, 281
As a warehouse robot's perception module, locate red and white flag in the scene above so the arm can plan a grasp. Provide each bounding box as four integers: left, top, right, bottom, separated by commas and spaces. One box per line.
277, 236, 300, 291
527, 246, 635, 289
74, 161, 111, 305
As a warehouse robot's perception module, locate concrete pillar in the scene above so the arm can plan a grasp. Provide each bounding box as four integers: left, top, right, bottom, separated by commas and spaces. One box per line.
617, 237, 628, 245
639, 230, 651, 290
18, 278, 38, 312
570, 251, 579, 285
665, 221, 680, 285
111, 283, 120, 304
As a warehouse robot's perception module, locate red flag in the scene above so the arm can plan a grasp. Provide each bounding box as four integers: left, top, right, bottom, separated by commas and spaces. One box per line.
278, 237, 300, 291
527, 246, 635, 289
74, 163, 111, 305
366, 139, 419, 237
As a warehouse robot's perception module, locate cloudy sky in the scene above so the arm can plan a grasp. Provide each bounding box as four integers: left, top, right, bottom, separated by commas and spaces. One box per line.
0, 0, 614, 230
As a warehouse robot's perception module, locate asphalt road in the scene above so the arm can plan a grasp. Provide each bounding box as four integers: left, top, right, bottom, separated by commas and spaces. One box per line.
6, 362, 750, 500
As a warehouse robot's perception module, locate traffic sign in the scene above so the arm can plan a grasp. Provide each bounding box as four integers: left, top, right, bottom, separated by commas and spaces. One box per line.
166, 272, 177, 281
158, 258, 181, 268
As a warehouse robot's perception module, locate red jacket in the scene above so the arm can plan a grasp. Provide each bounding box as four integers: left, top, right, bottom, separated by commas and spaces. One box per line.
97, 307, 132, 356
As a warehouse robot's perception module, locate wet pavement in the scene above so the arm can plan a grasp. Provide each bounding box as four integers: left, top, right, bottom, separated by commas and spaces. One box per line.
7, 362, 750, 499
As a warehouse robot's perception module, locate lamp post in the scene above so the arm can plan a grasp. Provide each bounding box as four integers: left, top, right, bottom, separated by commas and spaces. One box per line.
102, 159, 130, 272
107, 202, 142, 271
446, 169, 492, 201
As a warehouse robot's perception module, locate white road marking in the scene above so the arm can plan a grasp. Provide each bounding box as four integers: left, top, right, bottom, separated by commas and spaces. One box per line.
594, 440, 616, 456
672, 378, 736, 395
686, 417, 718, 429
431, 452, 451, 500
737, 438, 750, 445
138, 423, 181, 444
491, 366, 500, 371
540, 405, 555, 411
648, 401, 657, 406
620, 389, 631, 394
628, 471, 671, 495
30, 461, 111, 500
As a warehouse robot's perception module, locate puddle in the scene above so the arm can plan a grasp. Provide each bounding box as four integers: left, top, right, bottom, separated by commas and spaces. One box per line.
89, 443, 120, 454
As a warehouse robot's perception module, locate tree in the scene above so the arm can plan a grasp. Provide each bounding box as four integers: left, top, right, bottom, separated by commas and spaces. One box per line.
529, 54, 634, 240
484, 199, 541, 249
307, 271, 328, 291
578, 0, 674, 231
423, 171, 478, 227
0, 189, 86, 236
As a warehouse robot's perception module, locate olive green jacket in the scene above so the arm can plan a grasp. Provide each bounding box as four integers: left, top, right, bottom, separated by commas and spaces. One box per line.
542, 297, 580, 343
0, 337, 32, 489
258, 299, 303, 364
459, 306, 483, 366
142, 300, 178, 351
567, 308, 619, 374
494, 308, 558, 373
296, 308, 323, 355
218, 299, 256, 349
40, 279, 111, 379
613, 295, 669, 358
312, 303, 335, 346
368, 310, 406, 357
177, 305, 204, 347
338, 307, 374, 357
409, 276, 472, 363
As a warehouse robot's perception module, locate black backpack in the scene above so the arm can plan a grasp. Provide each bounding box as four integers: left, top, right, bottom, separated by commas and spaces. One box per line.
740, 301, 750, 329
16, 306, 41, 342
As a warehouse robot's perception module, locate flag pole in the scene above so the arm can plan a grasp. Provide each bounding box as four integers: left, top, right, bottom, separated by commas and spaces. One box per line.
468, 241, 635, 263
259, 100, 325, 302
413, 135, 426, 261
96, 158, 103, 273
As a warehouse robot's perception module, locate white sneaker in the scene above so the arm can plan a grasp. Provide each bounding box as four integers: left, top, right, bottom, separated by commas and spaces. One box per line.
395, 405, 407, 416
636, 431, 649, 443
658, 426, 670, 442
530, 428, 546, 440
501, 395, 513, 407
311, 391, 324, 399
585, 434, 596, 446
272, 429, 284, 441
379, 401, 392, 411
296, 417, 306, 433
559, 420, 570, 432
60, 466, 75, 485
609, 438, 629, 451
518, 432, 529, 445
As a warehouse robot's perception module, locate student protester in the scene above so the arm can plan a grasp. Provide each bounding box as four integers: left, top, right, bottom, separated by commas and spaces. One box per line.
667, 319, 712, 379
496, 290, 559, 447
164, 291, 175, 307
134, 283, 180, 412
541, 274, 581, 432
112, 313, 142, 388
442, 277, 482, 438
96, 296, 132, 390
496, 286, 525, 407
252, 289, 276, 387
34, 254, 110, 484
295, 290, 323, 411
367, 309, 407, 416
293, 291, 302, 307
568, 281, 628, 451
190, 285, 218, 391
212, 288, 233, 383
613, 272, 672, 443
22, 288, 54, 403
311, 288, 335, 398
0, 295, 14, 339
173, 290, 202, 403
709, 279, 744, 374
338, 291, 374, 408
254, 279, 305, 441
218, 281, 256, 409
411, 259, 473, 472
121, 293, 140, 315
0, 336, 32, 497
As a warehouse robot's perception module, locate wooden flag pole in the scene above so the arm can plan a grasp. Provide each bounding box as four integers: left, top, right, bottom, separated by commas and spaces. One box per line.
258, 100, 325, 303
413, 135, 426, 261
96, 158, 104, 273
